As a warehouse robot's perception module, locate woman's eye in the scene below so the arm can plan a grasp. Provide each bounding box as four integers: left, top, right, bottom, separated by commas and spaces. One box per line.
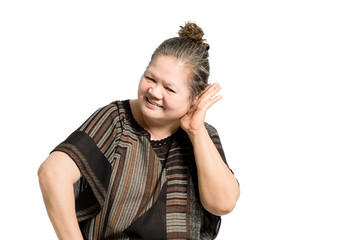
166, 87, 175, 93
146, 76, 155, 82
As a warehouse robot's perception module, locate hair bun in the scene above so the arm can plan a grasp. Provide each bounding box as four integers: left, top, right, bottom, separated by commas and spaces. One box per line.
178, 22, 205, 44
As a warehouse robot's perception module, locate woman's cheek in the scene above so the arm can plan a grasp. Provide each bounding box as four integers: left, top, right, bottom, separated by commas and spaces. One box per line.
139, 80, 150, 94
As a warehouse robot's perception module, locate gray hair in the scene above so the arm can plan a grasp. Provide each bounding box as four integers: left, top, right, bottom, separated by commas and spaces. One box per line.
149, 22, 210, 99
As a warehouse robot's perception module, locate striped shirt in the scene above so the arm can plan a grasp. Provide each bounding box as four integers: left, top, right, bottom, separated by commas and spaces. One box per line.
53, 100, 229, 239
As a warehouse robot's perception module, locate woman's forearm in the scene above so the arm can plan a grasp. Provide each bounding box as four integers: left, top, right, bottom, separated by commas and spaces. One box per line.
38, 152, 83, 240
188, 126, 240, 216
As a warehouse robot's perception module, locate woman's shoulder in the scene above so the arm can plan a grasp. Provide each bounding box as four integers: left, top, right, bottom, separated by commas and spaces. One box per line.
108, 99, 129, 110
101, 99, 130, 118
83, 100, 130, 128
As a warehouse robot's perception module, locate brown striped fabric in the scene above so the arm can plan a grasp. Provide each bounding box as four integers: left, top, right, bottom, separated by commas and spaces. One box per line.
53, 100, 229, 239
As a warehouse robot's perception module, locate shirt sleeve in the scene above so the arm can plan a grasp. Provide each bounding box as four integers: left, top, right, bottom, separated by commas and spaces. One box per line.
52, 102, 121, 222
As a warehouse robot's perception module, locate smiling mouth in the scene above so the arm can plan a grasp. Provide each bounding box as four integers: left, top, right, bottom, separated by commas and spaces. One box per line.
146, 97, 163, 108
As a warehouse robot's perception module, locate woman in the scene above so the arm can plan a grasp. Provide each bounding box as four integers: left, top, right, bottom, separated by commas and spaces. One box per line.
38, 22, 240, 240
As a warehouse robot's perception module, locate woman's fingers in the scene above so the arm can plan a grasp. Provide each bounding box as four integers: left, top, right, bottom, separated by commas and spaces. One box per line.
202, 83, 219, 96
198, 83, 222, 110
207, 94, 223, 109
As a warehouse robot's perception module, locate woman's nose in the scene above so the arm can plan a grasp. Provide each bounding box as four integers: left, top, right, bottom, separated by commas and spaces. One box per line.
148, 84, 162, 99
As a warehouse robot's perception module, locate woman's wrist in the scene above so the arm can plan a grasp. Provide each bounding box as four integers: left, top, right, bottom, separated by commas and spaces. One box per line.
185, 125, 207, 141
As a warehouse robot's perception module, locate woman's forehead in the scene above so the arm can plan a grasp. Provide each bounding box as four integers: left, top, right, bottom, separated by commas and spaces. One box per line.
147, 55, 190, 86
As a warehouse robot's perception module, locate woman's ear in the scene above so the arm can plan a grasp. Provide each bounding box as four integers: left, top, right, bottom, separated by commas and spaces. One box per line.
191, 95, 199, 107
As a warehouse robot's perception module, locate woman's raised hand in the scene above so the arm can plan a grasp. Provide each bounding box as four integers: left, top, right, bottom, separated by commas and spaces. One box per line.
180, 83, 222, 136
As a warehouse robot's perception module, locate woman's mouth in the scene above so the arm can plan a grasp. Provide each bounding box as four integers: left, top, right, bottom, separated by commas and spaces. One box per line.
146, 97, 163, 108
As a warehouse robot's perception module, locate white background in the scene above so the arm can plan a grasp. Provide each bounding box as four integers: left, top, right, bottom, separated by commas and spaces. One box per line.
1, 0, 359, 239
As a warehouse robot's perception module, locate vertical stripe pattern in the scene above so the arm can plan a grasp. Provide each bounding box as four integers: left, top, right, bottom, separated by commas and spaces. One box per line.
52, 100, 229, 239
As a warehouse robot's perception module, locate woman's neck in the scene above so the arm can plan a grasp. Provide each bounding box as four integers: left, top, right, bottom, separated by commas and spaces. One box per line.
129, 99, 180, 141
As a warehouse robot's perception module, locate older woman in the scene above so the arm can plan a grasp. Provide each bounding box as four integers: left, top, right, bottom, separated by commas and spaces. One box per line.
38, 22, 240, 240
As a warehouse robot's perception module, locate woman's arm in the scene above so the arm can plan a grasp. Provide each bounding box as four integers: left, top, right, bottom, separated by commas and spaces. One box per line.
180, 83, 240, 216
188, 127, 240, 216
38, 151, 83, 240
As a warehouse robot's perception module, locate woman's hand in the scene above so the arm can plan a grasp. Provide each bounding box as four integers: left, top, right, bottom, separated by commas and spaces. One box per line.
180, 83, 222, 136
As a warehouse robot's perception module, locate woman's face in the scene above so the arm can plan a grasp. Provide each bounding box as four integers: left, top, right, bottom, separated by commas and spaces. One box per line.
137, 55, 193, 126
